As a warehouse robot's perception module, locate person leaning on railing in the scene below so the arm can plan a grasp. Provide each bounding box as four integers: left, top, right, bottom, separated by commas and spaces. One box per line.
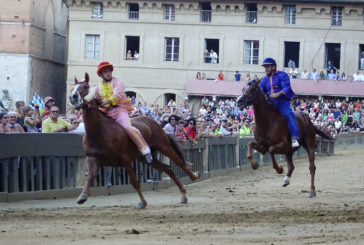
42, 106, 77, 133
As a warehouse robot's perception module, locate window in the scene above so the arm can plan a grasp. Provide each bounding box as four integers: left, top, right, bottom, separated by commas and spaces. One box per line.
164, 93, 176, 106
125, 36, 140, 60
164, 4, 175, 21
91, 2, 103, 18
85, 35, 100, 59
284, 42, 300, 68
244, 40, 259, 64
285, 5, 296, 24
200, 2, 212, 22
331, 7, 342, 26
246, 4, 257, 24
165, 38, 179, 62
128, 3, 139, 20
325, 43, 341, 70
204, 39, 219, 64
359, 44, 364, 70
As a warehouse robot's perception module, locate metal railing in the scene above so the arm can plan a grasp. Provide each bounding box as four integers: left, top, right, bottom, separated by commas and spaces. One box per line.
1, 133, 355, 197
200, 10, 211, 22
128, 11, 139, 20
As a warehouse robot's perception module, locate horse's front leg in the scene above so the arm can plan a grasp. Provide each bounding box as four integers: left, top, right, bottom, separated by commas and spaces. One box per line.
247, 141, 266, 170
77, 156, 98, 204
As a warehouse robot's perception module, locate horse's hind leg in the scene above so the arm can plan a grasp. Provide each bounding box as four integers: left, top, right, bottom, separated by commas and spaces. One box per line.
151, 158, 188, 204
124, 162, 147, 209
283, 152, 294, 187
307, 145, 316, 198
270, 153, 283, 174
77, 156, 98, 204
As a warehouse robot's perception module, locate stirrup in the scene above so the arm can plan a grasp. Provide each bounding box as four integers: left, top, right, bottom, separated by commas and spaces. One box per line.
144, 153, 153, 165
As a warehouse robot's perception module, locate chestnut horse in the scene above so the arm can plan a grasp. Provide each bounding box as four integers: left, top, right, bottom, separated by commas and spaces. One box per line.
69, 73, 198, 208
237, 79, 333, 198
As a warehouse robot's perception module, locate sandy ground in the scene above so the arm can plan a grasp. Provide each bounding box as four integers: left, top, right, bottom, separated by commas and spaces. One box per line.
0, 148, 363, 245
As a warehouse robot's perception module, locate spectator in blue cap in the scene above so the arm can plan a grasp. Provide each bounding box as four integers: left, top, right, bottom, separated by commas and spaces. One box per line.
259, 57, 300, 148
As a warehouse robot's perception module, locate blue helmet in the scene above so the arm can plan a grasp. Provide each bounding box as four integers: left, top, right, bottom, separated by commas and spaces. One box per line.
261, 57, 277, 67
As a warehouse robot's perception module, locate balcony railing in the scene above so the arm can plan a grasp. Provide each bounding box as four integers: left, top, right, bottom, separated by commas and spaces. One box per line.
200, 10, 211, 22
129, 11, 139, 20
246, 11, 257, 23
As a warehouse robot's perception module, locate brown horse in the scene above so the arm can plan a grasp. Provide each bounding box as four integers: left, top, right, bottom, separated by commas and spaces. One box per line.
237, 79, 333, 198
69, 73, 199, 208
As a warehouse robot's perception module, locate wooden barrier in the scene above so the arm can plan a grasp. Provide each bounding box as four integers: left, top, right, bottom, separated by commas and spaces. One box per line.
1, 133, 361, 199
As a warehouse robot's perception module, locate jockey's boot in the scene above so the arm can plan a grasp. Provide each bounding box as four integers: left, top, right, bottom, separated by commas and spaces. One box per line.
144, 153, 153, 165
291, 138, 299, 148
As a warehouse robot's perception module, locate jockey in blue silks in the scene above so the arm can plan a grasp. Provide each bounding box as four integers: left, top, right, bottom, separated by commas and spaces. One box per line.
259, 57, 300, 148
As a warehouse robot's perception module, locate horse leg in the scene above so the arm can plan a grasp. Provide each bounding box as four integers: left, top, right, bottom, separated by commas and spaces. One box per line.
283, 152, 294, 187
247, 142, 266, 170
307, 145, 316, 198
151, 158, 188, 204
270, 153, 283, 174
159, 144, 199, 181
124, 163, 148, 209
77, 156, 98, 204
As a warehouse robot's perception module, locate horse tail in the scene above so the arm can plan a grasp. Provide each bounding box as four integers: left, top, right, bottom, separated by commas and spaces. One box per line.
167, 134, 186, 163
314, 125, 334, 140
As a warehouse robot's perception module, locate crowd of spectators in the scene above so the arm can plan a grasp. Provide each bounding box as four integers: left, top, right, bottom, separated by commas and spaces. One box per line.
286, 59, 364, 81
1, 92, 363, 145
194, 71, 258, 82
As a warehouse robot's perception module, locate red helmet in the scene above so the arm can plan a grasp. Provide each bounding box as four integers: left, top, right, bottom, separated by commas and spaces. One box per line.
97, 61, 113, 76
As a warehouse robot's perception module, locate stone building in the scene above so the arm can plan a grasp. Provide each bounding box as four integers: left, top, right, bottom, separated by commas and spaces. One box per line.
0, 0, 68, 111
66, 0, 364, 106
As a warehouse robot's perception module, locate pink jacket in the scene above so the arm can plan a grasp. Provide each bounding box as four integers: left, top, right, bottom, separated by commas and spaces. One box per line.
95, 77, 133, 111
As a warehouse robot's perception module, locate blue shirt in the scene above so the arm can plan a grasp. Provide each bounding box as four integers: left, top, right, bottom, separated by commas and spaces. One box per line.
235, 73, 241, 81
327, 73, 336, 80
260, 70, 295, 100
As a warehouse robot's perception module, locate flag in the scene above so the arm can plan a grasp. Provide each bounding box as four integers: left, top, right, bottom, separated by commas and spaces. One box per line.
30, 92, 45, 109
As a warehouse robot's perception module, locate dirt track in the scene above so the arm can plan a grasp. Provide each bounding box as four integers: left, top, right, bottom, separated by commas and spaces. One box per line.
1, 148, 364, 245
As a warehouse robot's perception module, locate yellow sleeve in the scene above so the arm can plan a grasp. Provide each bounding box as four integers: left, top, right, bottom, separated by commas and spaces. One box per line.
60, 118, 71, 128
41, 120, 50, 133
110, 96, 118, 106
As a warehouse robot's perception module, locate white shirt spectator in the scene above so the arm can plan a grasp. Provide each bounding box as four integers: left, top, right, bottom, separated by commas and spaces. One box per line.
290, 68, 298, 78
334, 120, 342, 130
359, 72, 364, 82
210, 51, 218, 63
335, 100, 342, 108
301, 70, 309, 79
353, 72, 360, 81
310, 70, 319, 79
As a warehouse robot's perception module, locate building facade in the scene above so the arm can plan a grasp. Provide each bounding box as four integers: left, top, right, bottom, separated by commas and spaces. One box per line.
0, 0, 68, 111
66, 0, 364, 106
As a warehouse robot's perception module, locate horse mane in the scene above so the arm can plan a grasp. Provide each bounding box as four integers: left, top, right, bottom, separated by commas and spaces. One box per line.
84, 86, 96, 102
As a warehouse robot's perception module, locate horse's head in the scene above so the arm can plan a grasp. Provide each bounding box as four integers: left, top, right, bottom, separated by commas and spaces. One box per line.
237, 78, 262, 109
69, 73, 90, 109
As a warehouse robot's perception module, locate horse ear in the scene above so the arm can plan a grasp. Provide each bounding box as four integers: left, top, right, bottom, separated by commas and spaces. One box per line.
255, 78, 263, 85
85, 73, 89, 83
74, 76, 78, 84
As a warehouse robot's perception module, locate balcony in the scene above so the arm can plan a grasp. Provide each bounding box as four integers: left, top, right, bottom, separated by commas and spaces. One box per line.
129, 11, 139, 20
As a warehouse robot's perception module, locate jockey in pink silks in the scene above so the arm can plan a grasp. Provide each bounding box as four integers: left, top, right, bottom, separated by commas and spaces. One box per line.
95, 61, 153, 164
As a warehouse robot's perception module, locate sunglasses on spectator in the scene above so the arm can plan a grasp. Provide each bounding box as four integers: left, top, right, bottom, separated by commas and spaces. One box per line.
171, 118, 176, 121
51, 111, 59, 113
189, 122, 195, 125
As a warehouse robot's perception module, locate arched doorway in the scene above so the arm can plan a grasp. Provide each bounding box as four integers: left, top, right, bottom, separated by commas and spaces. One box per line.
164, 93, 176, 106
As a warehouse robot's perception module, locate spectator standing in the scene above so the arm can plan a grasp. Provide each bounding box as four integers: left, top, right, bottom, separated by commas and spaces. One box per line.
326, 60, 337, 75
201, 96, 209, 108
15, 101, 25, 130
175, 120, 187, 143
287, 59, 296, 68
360, 51, 364, 70
218, 71, 224, 80
319, 71, 326, 79
203, 50, 211, 63
335, 71, 342, 81
341, 72, 347, 80
163, 115, 177, 134
201, 73, 207, 80
210, 50, 218, 63
219, 118, 231, 136
239, 120, 251, 137
300, 69, 309, 79
0, 113, 10, 133
126, 50, 132, 60
42, 106, 76, 133
234, 71, 241, 81
184, 118, 198, 144
7, 111, 25, 133
133, 51, 139, 60
359, 72, 364, 81
195, 72, 202, 80
327, 69, 336, 80
41, 96, 55, 120
23, 106, 41, 132
245, 73, 251, 82
310, 68, 319, 80
289, 67, 298, 79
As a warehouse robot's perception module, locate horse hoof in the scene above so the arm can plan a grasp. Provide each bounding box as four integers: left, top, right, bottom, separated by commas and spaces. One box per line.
180, 197, 188, 204
282, 176, 290, 187
252, 162, 259, 170
76, 194, 88, 205
136, 202, 146, 209
309, 192, 316, 198
277, 167, 284, 175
